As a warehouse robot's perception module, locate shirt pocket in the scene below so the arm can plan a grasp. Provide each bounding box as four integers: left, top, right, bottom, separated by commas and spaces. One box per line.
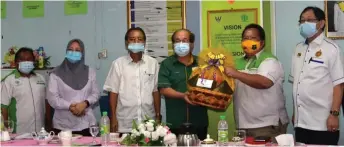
307, 58, 328, 75
143, 70, 155, 84
170, 72, 184, 86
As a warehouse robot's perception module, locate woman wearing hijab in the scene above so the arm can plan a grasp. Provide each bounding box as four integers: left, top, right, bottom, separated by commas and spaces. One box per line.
46, 39, 100, 136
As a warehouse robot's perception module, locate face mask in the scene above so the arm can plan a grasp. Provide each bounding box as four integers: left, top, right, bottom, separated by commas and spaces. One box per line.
128, 43, 145, 53
241, 40, 261, 54
299, 22, 318, 39
18, 61, 35, 74
65, 51, 82, 63
174, 42, 190, 57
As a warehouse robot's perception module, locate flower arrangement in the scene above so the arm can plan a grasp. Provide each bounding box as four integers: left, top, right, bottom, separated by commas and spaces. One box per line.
3, 46, 18, 67
33, 47, 51, 69
2, 46, 51, 69
121, 116, 177, 146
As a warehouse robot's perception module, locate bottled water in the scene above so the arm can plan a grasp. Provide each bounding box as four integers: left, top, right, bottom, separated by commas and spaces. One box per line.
218, 115, 228, 146
100, 112, 110, 145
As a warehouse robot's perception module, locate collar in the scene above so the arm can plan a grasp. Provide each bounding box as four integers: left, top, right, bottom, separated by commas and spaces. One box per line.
305, 33, 324, 46
14, 69, 36, 79
244, 49, 264, 60
171, 54, 197, 66
126, 54, 145, 64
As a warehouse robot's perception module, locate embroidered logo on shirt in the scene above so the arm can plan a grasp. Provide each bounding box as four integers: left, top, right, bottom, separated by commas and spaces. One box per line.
315, 50, 322, 57
297, 53, 301, 57
36, 81, 45, 85
14, 80, 21, 86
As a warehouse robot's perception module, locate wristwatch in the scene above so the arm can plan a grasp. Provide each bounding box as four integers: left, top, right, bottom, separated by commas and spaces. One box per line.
84, 100, 90, 108
156, 114, 162, 120
330, 110, 339, 116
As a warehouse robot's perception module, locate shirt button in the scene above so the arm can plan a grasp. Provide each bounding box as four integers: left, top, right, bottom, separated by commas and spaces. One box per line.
298, 82, 300, 84
307, 50, 309, 52
304, 60, 306, 63
298, 105, 301, 107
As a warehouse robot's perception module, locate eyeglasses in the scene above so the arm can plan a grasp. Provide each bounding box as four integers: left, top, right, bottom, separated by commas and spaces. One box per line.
298, 19, 318, 24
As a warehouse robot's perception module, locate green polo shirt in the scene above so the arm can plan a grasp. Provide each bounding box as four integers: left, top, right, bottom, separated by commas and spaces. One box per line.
158, 55, 208, 129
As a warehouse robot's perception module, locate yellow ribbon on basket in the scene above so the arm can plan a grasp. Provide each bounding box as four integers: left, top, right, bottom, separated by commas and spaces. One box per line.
200, 52, 226, 73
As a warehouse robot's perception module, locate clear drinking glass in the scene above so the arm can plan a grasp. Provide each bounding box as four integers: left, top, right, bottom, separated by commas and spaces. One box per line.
89, 122, 99, 145
232, 130, 246, 146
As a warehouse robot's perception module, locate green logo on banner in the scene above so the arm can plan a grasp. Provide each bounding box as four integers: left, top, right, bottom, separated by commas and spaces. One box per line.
215, 16, 222, 22
241, 14, 248, 22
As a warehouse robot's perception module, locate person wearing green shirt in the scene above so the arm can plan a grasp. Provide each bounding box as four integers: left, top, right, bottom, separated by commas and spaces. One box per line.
158, 29, 208, 140
224, 24, 289, 140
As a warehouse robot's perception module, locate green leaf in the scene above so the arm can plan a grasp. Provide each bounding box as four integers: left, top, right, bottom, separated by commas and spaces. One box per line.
144, 115, 151, 120
132, 120, 138, 130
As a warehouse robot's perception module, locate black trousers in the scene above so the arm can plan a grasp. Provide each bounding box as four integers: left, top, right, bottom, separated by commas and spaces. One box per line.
52, 128, 92, 137
170, 126, 208, 140
295, 127, 339, 145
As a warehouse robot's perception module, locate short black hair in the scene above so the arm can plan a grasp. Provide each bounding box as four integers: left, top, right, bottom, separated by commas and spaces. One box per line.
15, 47, 34, 62
124, 27, 146, 41
242, 23, 266, 41
299, 6, 325, 30
171, 29, 195, 44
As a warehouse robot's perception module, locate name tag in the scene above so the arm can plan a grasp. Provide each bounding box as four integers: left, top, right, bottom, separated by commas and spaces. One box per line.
37, 81, 45, 85
196, 78, 213, 88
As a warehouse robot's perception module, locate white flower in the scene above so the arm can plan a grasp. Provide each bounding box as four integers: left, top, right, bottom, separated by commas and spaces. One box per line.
156, 125, 168, 137
151, 131, 159, 141
143, 131, 151, 138
145, 122, 154, 132
147, 126, 154, 132
131, 129, 140, 137
148, 119, 155, 123
138, 123, 146, 133
164, 133, 177, 145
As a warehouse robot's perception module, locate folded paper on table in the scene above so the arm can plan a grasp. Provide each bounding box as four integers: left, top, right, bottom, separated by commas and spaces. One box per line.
275, 134, 294, 146
187, 46, 235, 110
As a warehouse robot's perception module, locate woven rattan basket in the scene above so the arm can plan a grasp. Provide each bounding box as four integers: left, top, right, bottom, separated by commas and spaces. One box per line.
187, 48, 235, 110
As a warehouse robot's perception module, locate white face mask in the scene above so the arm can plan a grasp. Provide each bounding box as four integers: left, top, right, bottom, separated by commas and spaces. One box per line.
174, 42, 190, 57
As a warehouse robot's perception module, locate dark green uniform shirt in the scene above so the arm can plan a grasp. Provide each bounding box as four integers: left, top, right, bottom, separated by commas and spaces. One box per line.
158, 55, 208, 129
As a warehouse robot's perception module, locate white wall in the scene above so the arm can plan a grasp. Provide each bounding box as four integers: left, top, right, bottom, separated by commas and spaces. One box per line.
275, 1, 344, 145
1, 0, 200, 123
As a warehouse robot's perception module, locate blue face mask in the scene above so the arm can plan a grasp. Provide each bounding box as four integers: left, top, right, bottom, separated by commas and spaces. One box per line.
128, 43, 145, 53
174, 42, 190, 57
299, 22, 318, 39
18, 61, 35, 74
65, 51, 82, 63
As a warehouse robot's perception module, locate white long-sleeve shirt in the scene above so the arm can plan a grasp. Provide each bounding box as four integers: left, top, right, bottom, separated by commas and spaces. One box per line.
46, 68, 100, 131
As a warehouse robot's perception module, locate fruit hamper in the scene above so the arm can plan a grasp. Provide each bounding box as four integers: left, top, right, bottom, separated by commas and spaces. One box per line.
187, 47, 235, 110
